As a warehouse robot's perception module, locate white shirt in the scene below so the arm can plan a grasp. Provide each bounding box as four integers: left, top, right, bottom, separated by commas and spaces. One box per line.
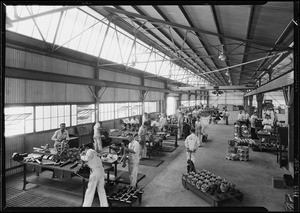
262, 118, 273, 130
237, 113, 245, 121
185, 133, 200, 152
81, 149, 104, 173
93, 122, 101, 137
159, 116, 168, 128
128, 140, 140, 164
51, 129, 70, 142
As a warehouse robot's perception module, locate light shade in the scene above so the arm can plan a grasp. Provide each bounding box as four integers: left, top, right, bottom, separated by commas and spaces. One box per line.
218, 53, 227, 61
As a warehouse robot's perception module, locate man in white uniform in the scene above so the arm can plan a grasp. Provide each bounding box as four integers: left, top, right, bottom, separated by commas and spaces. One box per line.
80, 146, 108, 207
126, 133, 140, 189
93, 121, 102, 153
184, 128, 200, 164
51, 123, 70, 152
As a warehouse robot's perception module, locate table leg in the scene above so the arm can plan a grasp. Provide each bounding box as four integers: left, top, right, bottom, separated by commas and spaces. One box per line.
22, 164, 27, 190
175, 128, 178, 147
82, 178, 86, 206
114, 161, 117, 178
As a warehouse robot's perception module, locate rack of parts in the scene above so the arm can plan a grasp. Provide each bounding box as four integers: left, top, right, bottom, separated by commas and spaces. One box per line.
182, 169, 243, 207
107, 185, 143, 207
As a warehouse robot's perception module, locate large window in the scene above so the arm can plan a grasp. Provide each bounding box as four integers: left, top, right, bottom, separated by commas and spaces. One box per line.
144, 102, 157, 113
76, 104, 95, 125
4, 106, 34, 136
35, 105, 71, 132
167, 97, 176, 116
129, 102, 142, 116
99, 103, 114, 121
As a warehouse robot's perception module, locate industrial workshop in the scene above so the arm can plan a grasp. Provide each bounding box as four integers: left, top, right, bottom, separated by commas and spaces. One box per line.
1, 2, 298, 212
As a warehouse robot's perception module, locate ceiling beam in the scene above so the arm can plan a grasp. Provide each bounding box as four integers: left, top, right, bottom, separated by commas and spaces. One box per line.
103, 6, 291, 50
244, 70, 294, 96
170, 85, 256, 91
5, 66, 197, 95
10, 6, 79, 23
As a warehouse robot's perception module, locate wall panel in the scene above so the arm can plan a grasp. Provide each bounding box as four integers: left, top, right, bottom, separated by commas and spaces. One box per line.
66, 84, 94, 102
5, 78, 26, 104
5, 136, 25, 176
51, 57, 68, 75
6, 48, 27, 68
100, 88, 115, 102
67, 62, 94, 78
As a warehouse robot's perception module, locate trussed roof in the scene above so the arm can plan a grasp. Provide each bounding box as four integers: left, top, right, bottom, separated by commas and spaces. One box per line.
5, 2, 294, 92
92, 2, 294, 87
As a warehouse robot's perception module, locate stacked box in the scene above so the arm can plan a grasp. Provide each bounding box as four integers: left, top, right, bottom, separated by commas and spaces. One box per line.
228, 146, 237, 153
237, 146, 249, 161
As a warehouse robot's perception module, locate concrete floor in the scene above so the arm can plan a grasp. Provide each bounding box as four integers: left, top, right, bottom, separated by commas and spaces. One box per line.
4, 121, 292, 211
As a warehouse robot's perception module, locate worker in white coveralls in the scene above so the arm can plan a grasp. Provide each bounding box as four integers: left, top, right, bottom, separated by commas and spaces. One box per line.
80, 146, 108, 207
185, 128, 200, 164
51, 123, 70, 152
125, 133, 140, 189
93, 121, 102, 153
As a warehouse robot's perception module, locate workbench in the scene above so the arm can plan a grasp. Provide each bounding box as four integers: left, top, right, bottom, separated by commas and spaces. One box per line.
21, 156, 118, 205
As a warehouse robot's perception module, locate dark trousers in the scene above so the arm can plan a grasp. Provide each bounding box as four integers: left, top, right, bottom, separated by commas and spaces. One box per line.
251, 128, 258, 139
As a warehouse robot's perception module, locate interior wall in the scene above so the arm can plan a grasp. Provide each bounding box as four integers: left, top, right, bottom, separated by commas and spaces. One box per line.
209, 91, 244, 108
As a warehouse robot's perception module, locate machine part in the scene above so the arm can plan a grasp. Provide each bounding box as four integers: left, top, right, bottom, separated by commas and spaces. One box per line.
70, 162, 79, 169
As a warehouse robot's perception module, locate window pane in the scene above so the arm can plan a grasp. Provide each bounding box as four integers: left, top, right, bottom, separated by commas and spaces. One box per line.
36, 106, 43, 119
36, 119, 43, 132
65, 105, 70, 116
72, 116, 77, 126
51, 106, 58, 117
51, 118, 58, 129
44, 118, 51, 130
58, 105, 64, 117
44, 106, 51, 118
64, 116, 70, 126
71, 105, 77, 115
25, 120, 34, 133
58, 117, 65, 125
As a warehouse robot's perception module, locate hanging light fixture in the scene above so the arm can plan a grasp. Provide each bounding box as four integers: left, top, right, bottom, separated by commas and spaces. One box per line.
218, 45, 227, 61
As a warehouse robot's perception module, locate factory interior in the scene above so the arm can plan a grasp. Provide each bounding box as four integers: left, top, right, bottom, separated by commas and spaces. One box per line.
1, 2, 299, 212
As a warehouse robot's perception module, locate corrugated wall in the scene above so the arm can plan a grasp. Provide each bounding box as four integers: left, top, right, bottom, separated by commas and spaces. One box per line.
5, 48, 95, 104
144, 79, 164, 101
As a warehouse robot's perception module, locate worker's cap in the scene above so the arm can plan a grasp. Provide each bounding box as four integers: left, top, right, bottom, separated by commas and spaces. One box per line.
60, 123, 66, 127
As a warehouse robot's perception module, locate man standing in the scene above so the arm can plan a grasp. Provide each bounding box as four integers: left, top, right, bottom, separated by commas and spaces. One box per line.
80, 146, 108, 207
195, 116, 203, 147
223, 109, 230, 125
138, 121, 148, 159
51, 123, 70, 152
177, 112, 184, 139
185, 128, 200, 164
250, 112, 258, 139
93, 121, 102, 153
126, 133, 140, 189
159, 113, 168, 131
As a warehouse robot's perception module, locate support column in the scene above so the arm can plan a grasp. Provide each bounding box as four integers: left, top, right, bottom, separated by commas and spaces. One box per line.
244, 96, 249, 111
282, 85, 294, 164
163, 92, 168, 115
177, 94, 182, 110
206, 91, 209, 107
256, 93, 264, 118
94, 66, 101, 122
249, 95, 253, 107
188, 94, 191, 108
